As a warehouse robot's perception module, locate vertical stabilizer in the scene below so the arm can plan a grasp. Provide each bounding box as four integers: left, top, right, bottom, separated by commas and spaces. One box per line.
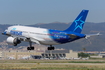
64, 10, 89, 33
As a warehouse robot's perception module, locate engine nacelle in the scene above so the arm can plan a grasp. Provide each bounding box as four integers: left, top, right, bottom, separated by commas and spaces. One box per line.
6, 37, 21, 46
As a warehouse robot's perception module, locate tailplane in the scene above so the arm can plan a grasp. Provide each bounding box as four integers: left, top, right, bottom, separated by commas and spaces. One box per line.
64, 10, 89, 33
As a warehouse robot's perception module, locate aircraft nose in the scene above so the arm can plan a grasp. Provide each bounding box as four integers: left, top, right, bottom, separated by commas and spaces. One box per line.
2, 31, 7, 35
2, 29, 8, 35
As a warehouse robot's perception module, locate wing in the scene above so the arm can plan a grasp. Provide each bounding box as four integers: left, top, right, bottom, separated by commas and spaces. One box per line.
8, 35, 41, 45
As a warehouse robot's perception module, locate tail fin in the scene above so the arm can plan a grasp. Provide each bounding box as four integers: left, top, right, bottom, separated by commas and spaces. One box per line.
64, 10, 89, 33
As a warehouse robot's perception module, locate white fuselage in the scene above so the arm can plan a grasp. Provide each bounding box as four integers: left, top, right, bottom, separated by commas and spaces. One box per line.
6, 25, 60, 45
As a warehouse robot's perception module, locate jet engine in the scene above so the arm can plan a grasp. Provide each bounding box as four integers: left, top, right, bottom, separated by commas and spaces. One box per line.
6, 37, 21, 46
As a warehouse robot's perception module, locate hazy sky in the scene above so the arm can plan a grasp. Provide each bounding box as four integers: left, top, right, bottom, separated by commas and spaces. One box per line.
0, 0, 105, 25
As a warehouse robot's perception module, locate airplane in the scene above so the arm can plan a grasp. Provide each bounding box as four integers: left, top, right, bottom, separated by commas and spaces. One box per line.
2, 10, 100, 50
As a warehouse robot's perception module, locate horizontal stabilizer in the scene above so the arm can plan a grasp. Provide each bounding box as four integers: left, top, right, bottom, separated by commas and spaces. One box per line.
85, 33, 101, 39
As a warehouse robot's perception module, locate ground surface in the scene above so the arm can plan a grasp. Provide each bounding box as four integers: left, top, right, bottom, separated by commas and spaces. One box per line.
0, 59, 105, 70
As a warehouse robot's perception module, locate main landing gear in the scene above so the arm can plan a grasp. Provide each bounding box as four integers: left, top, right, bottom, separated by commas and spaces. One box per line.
47, 45, 55, 50
27, 38, 34, 50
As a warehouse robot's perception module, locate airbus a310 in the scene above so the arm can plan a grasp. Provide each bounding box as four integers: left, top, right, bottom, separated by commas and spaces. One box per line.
2, 10, 100, 50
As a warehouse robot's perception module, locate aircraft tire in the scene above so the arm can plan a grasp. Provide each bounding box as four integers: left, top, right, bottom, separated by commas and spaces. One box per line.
27, 47, 34, 50
47, 47, 55, 50
27, 47, 31, 50
31, 47, 34, 50
52, 47, 54, 50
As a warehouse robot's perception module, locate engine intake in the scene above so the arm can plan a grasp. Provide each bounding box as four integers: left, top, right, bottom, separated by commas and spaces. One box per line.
6, 37, 21, 46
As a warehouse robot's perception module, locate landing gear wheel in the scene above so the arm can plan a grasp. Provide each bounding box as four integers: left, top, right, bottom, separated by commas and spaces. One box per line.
48, 47, 50, 50
31, 47, 34, 50
27, 47, 34, 50
47, 46, 55, 50
52, 47, 54, 50
27, 47, 31, 50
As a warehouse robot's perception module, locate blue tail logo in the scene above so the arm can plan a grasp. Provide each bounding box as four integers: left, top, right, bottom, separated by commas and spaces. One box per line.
73, 16, 84, 31
64, 10, 89, 33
